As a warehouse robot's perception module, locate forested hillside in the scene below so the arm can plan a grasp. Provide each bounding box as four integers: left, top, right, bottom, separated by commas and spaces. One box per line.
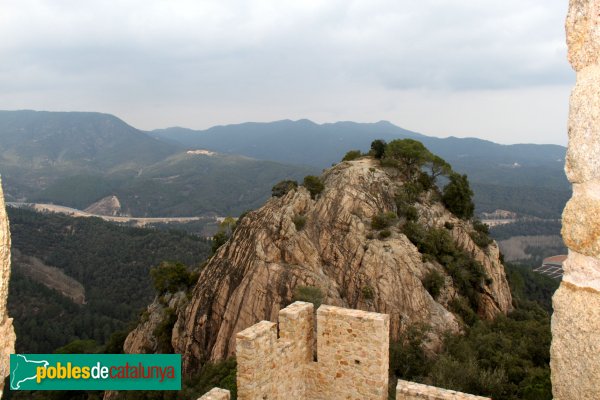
153, 119, 569, 218
7, 208, 211, 353
0, 111, 318, 217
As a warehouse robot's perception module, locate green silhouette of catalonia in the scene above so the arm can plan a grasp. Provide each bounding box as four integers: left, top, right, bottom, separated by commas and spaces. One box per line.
10, 355, 49, 390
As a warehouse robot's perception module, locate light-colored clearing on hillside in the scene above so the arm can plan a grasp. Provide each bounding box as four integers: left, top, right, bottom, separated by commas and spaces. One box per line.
12, 249, 86, 304
187, 149, 216, 156
7, 202, 218, 227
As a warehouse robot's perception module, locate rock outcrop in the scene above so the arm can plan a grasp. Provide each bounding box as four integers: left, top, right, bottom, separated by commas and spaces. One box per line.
163, 158, 511, 374
124, 292, 187, 354
84, 195, 124, 216
0, 177, 16, 395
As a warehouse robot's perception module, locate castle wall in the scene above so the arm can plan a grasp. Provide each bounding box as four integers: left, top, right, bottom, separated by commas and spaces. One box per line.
551, 1, 600, 399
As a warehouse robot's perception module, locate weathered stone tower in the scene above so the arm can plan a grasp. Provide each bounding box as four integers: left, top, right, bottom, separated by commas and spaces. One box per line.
0, 177, 16, 396
551, 1, 600, 399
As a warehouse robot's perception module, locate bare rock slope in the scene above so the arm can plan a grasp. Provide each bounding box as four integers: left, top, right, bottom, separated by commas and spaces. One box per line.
84, 195, 123, 216
131, 158, 512, 374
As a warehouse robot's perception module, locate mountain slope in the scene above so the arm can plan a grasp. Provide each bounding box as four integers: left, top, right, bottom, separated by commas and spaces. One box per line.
0, 110, 179, 171
152, 120, 423, 168
116, 152, 318, 216
7, 207, 211, 353
23, 152, 318, 216
0, 110, 181, 202
0, 111, 319, 216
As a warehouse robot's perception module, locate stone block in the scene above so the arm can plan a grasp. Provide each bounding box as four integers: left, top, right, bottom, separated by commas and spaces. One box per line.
566, 0, 600, 71
561, 250, 600, 291
551, 281, 600, 399
396, 379, 491, 399
562, 181, 600, 256
236, 321, 277, 400
565, 66, 600, 183
197, 387, 231, 400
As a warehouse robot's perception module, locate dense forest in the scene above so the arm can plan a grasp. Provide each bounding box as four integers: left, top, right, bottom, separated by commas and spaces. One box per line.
6, 208, 211, 353
490, 220, 562, 241
472, 183, 570, 219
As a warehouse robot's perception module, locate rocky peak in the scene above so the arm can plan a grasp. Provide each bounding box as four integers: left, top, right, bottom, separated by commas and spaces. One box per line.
133, 158, 511, 374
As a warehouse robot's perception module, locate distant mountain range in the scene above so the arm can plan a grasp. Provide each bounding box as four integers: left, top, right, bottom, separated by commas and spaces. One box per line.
0, 110, 570, 218
152, 119, 568, 190
0, 111, 316, 216
152, 119, 570, 218
0, 110, 177, 170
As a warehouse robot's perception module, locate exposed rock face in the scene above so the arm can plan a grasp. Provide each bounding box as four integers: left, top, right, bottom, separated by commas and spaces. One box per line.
12, 249, 86, 305
552, 1, 600, 399
124, 292, 187, 354
167, 158, 511, 373
103, 292, 188, 400
0, 177, 16, 395
84, 195, 123, 216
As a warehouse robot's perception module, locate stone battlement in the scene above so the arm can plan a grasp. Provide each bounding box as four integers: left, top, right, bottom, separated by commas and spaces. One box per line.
200, 302, 490, 400
236, 302, 389, 400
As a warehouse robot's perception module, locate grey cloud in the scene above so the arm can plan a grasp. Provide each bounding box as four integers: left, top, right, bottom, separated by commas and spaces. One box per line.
0, 0, 574, 144
1, 0, 573, 90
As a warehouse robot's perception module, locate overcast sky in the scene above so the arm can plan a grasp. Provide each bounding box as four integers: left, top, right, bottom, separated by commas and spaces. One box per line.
0, 0, 573, 144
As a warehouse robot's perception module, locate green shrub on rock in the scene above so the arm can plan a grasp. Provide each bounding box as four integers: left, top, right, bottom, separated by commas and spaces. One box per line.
271, 180, 298, 198
378, 229, 392, 239
150, 261, 197, 295
371, 212, 397, 230
292, 285, 324, 309
470, 220, 493, 248
422, 270, 445, 299
303, 175, 325, 199
370, 139, 387, 159
361, 285, 375, 300
293, 215, 307, 230
342, 150, 362, 161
